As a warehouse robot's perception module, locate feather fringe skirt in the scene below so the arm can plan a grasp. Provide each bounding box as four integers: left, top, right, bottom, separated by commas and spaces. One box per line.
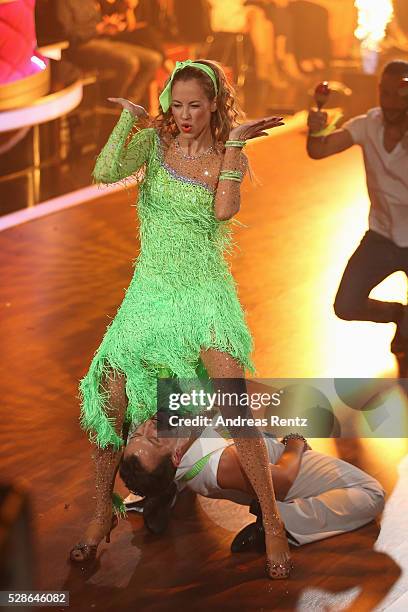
79, 268, 256, 449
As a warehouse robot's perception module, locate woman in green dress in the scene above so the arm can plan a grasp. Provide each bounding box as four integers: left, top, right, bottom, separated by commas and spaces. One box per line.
69, 59, 292, 579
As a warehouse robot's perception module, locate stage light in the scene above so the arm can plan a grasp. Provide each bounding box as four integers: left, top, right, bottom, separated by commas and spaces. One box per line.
354, 0, 394, 74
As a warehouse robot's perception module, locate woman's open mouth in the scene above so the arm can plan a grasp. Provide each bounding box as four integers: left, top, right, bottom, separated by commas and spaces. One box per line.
181, 124, 192, 133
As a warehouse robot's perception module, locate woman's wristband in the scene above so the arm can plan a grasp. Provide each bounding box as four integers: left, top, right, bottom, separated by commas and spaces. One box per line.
219, 169, 243, 183
225, 139, 247, 148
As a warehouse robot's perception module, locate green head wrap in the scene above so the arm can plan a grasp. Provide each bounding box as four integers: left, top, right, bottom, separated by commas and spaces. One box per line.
159, 60, 218, 113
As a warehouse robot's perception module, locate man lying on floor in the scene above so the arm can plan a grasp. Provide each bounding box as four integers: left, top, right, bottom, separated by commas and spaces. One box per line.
119, 416, 385, 549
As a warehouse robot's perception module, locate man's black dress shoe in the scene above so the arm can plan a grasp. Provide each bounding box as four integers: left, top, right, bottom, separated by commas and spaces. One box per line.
231, 499, 299, 552
231, 499, 266, 553
231, 521, 266, 553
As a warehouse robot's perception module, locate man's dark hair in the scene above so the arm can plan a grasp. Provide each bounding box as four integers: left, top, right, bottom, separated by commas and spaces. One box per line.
119, 452, 176, 498
383, 60, 408, 78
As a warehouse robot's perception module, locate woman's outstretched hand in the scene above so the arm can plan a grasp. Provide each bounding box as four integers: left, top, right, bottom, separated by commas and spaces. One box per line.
107, 97, 149, 119
229, 116, 285, 141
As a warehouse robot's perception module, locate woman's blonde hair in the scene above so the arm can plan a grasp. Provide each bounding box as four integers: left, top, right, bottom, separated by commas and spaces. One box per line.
150, 59, 245, 146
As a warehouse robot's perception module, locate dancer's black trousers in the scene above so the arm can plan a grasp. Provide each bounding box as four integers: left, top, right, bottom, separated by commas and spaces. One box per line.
334, 230, 408, 323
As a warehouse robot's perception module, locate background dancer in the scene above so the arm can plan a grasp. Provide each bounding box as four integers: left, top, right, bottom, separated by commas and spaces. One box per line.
119, 419, 385, 550
307, 60, 408, 376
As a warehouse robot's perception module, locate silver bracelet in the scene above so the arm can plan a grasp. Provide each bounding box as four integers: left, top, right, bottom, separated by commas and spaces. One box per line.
281, 433, 308, 449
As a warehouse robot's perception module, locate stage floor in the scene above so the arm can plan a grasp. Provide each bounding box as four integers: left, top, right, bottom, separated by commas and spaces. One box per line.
1, 116, 408, 611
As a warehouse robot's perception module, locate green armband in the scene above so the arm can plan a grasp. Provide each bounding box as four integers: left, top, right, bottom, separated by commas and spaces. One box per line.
225, 139, 247, 148
309, 111, 343, 138
219, 170, 243, 182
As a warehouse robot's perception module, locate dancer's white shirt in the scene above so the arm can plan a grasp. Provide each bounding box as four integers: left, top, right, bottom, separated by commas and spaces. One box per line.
175, 428, 385, 545
343, 107, 408, 247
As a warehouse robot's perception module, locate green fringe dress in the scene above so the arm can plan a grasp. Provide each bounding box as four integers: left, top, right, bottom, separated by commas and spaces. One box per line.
79, 109, 256, 449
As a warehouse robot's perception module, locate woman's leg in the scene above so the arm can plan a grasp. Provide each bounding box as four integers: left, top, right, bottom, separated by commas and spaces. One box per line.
71, 370, 128, 561
199, 348, 292, 578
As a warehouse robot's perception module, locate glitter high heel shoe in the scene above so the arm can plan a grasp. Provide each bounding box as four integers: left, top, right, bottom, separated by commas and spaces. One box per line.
266, 555, 294, 580
69, 513, 118, 564
264, 516, 293, 580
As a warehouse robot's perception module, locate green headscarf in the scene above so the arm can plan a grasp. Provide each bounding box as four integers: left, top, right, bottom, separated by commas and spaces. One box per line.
159, 60, 218, 113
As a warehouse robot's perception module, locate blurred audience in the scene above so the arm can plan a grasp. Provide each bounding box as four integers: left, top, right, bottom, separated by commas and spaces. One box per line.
382, 10, 408, 59
172, 0, 212, 45
205, 0, 276, 114
245, 3, 278, 113
56, 0, 161, 104
376, 7, 408, 77
248, 1, 305, 98
41, 0, 361, 116
204, 0, 251, 72
288, 1, 331, 72
99, 0, 173, 72
394, 0, 408, 37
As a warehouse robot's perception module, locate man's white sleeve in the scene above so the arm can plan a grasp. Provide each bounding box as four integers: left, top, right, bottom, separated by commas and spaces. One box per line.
342, 114, 367, 146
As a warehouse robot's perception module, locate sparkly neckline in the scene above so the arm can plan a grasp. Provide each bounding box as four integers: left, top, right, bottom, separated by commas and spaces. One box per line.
153, 130, 216, 194
174, 137, 215, 160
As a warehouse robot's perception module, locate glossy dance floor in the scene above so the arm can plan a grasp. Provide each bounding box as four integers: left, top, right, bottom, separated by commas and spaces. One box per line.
1, 115, 408, 611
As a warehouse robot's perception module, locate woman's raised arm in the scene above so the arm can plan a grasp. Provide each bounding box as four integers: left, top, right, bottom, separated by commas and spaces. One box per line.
214, 116, 285, 221
93, 98, 154, 184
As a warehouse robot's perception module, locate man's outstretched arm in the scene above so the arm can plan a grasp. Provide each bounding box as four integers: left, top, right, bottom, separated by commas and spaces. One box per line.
307, 110, 354, 159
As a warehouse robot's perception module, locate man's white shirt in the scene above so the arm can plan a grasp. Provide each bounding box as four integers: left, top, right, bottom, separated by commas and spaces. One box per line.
174, 427, 384, 503
343, 107, 408, 247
